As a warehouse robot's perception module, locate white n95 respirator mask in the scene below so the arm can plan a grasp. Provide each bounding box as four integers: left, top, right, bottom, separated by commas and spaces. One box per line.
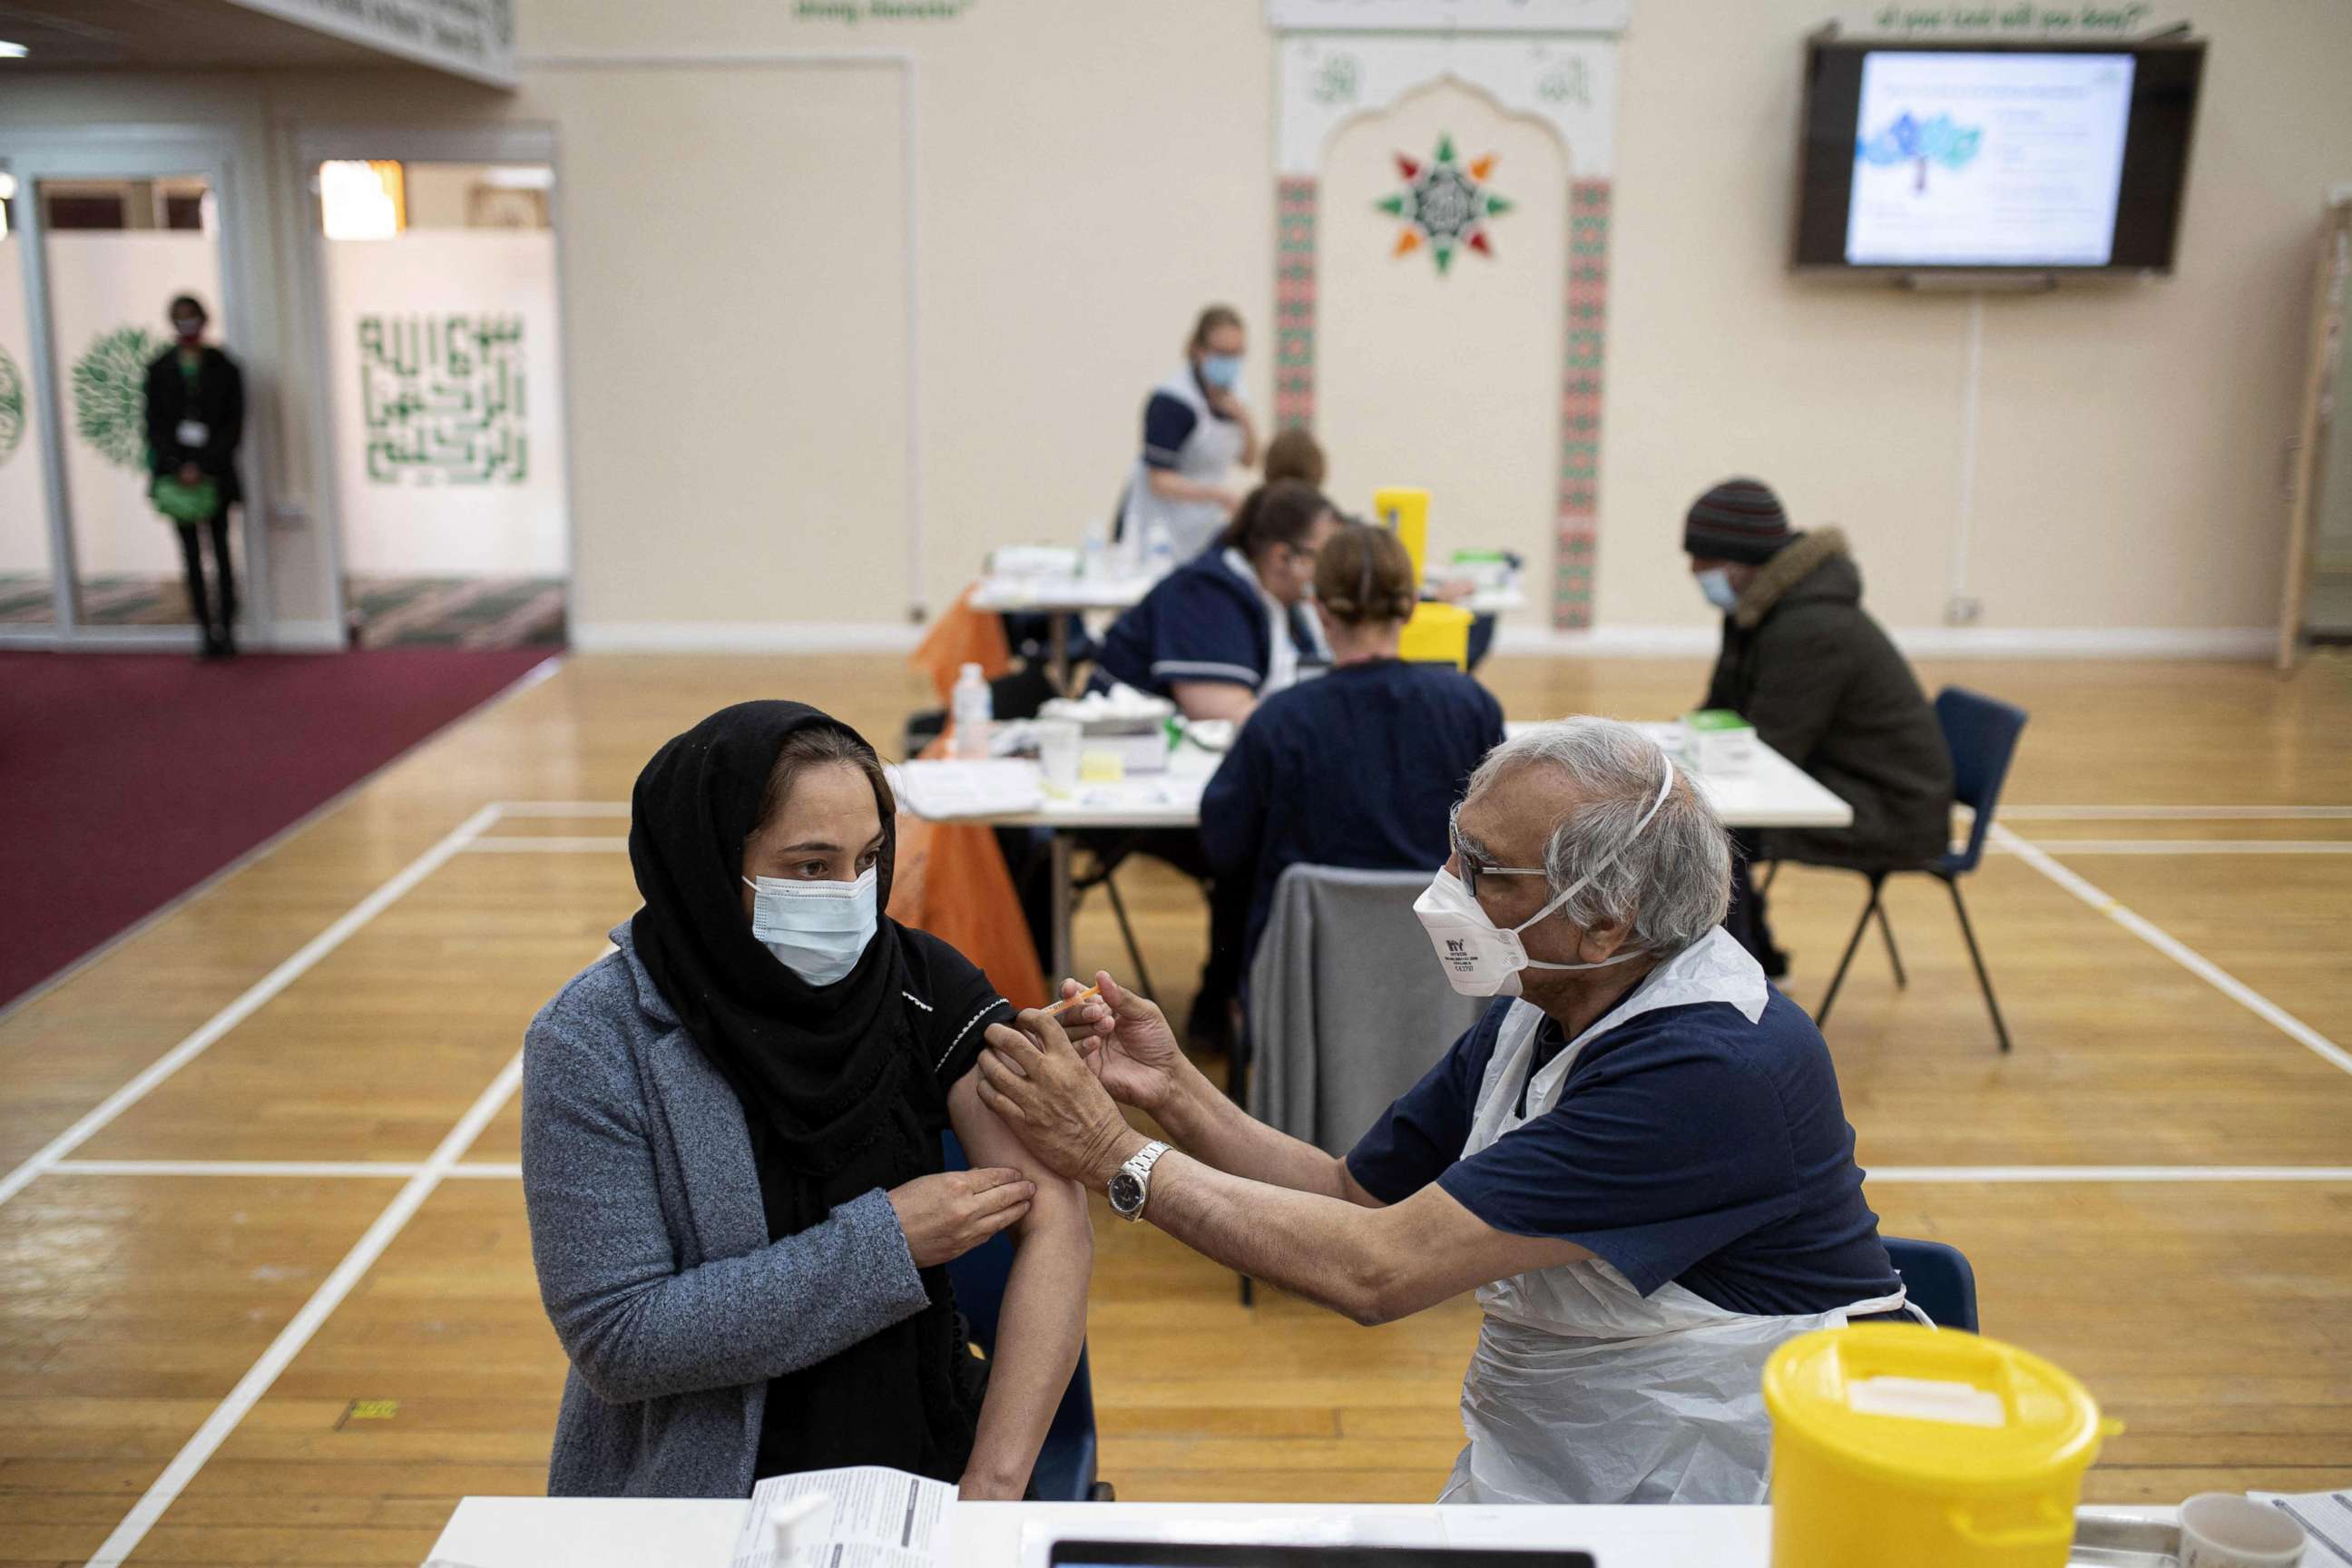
742, 867, 878, 986
1415, 758, 1676, 998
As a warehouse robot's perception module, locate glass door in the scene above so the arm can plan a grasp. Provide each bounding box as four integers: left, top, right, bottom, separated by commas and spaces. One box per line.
1, 132, 264, 647
0, 160, 56, 632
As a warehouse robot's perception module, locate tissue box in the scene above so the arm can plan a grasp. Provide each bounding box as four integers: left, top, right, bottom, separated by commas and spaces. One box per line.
1681, 710, 1758, 776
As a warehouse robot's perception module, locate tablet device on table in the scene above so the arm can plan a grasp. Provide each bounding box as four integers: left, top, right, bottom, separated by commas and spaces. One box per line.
1047, 1547, 1595, 1567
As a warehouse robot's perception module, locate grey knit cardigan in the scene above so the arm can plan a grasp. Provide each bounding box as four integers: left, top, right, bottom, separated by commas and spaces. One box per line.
519, 925, 930, 1497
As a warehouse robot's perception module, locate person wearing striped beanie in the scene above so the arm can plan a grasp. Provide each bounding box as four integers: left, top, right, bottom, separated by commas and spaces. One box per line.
1682, 477, 1795, 610
1682, 475, 1952, 981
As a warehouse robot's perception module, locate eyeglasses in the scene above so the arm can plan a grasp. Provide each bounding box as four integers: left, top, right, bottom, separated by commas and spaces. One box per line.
1447, 804, 1549, 902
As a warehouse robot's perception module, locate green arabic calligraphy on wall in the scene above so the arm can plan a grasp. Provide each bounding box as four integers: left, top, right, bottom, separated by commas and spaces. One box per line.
358, 314, 527, 486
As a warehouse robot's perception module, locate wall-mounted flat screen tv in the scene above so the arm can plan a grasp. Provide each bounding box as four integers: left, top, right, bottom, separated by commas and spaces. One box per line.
1791, 37, 2204, 274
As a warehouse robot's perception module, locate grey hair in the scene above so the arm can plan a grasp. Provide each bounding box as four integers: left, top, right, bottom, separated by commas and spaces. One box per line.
1464, 717, 1732, 958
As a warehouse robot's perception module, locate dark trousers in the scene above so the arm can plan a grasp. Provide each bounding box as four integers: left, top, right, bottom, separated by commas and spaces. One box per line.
1723, 827, 1782, 971
174, 512, 236, 647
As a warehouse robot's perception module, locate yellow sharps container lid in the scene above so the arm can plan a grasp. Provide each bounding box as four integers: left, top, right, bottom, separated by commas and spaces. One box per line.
1764, 1324, 2112, 1489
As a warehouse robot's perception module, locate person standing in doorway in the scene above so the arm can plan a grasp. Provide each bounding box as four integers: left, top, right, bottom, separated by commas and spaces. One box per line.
1120, 305, 1260, 563
144, 294, 244, 659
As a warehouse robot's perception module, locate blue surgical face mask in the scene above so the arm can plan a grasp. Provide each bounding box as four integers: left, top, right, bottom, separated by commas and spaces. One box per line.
741, 867, 878, 986
1200, 353, 1242, 390
1696, 567, 1739, 612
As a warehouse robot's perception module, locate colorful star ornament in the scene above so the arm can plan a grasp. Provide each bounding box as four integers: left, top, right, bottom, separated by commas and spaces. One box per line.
1377, 133, 1513, 277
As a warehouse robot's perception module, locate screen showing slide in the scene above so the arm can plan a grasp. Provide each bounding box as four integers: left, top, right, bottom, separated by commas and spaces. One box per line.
1846, 51, 2135, 267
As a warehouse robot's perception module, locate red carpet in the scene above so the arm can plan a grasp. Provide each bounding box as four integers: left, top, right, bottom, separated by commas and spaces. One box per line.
0, 647, 555, 1009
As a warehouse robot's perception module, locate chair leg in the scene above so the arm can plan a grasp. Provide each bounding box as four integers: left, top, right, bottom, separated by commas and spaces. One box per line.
1759, 859, 1781, 895
1876, 899, 1907, 989
1098, 872, 1157, 999
1239, 1274, 1254, 1308
1945, 878, 2013, 1054
1815, 876, 1884, 1028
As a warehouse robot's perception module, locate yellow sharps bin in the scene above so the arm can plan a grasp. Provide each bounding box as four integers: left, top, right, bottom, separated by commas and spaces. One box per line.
1371, 485, 1472, 669
1764, 1325, 2119, 1568
1373, 486, 1430, 577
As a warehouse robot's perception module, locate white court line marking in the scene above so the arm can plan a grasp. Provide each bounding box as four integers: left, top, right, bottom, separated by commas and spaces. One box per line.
446, 1161, 524, 1179
1996, 805, 2352, 821
492, 800, 631, 817
1992, 824, 2352, 1081
83, 1053, 524, 1568
1988, 840, 2352, 855
1872, 1166, 2352, 1183
0, 804, 505, 1213
466, 836, 630, 852
50, 1160, 426, 1180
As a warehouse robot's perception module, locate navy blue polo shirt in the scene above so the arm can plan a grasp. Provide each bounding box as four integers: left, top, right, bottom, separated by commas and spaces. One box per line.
1346, 981, 1900, 1318
1095, 549, 1317, 700
1200, 657, 1505, 965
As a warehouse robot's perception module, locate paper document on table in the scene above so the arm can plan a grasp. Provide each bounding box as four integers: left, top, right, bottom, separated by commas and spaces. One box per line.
892, 760, 1044, 819
733, 1465, 953, 1568
2252, 1488, 2352, 1562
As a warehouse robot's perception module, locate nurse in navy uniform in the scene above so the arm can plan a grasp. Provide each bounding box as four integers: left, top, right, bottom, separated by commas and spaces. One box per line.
1119, 305, 1260, 562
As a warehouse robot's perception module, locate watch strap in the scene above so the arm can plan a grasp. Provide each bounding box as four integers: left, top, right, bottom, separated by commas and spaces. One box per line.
1114, 1140, 1171, 1220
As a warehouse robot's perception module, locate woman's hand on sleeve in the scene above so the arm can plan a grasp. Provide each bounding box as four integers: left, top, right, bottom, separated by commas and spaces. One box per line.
885, 1166, 1034, 1269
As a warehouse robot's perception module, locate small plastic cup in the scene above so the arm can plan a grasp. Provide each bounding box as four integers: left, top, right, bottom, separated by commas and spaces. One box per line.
2179, 1494, 2307, 1568
1036, 720, 1083, 794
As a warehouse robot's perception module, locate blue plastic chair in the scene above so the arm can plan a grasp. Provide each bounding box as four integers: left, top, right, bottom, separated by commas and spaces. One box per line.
940, 1132, 1107, 1502
1816, 687, 2029, 1052
1884, 1236, 1980, 1332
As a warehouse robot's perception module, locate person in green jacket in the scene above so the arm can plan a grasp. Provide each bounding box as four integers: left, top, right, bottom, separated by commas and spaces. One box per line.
1683, 477, 1953, 975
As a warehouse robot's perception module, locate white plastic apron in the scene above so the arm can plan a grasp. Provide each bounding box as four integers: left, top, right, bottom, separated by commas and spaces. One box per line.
1436, 929, 1916, 1506
1122, 367, 1247, 562
1220, 546, 1325, 698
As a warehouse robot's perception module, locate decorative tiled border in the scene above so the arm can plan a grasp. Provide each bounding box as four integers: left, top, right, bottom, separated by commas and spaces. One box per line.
1275, 177, 1319, 433
1555, 177, 1610, 630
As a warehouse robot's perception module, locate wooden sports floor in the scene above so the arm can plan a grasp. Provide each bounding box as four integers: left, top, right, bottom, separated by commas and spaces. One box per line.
4, 652, 2349, 1565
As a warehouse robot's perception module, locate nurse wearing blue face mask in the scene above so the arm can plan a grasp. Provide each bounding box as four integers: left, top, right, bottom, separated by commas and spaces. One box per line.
520, 702, 1096, 1501
1120, 304, 1261, 562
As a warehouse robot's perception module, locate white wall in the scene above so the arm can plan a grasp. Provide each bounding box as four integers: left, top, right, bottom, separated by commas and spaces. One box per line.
1318, 81, 1568, 577
324, 230, 567, 575
1598, 0, 2352, 643
5, 0, 2347, 652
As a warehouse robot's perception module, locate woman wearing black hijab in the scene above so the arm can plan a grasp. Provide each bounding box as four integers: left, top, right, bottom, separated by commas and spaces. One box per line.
521, 701, 1092, 1498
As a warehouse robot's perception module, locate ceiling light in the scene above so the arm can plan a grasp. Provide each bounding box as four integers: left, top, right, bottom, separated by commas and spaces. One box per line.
0, 42, 29, 58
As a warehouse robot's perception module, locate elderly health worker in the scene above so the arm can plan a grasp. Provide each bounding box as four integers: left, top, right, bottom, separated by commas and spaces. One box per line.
1122, 305, 1260, 561
975, 719, 1914, 1505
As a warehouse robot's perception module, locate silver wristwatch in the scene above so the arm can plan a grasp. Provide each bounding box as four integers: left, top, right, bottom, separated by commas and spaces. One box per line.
1108, 1141, 1170, 1223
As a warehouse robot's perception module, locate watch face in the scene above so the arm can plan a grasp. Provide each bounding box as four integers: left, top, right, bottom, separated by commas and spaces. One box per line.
1109, 1171, 1144, 1213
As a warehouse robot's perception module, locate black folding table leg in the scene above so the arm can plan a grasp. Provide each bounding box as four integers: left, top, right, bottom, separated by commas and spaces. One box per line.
1876, 897, 1907, 988
1099, 872, 1156, 998
1816, 876, 1884, 1027
1945, 877, 2013, 1054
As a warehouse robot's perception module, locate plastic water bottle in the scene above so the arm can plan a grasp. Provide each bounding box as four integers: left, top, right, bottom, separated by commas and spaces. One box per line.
1143, 521, 1177, 577
1080, 522, 1109, 581
951, 662, 994, 760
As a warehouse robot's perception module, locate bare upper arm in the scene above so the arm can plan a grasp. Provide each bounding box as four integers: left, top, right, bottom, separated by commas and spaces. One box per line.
1361, 1181, 1593, 1321
946, 1066, 1089, 1240
1169, 681, 1256, 725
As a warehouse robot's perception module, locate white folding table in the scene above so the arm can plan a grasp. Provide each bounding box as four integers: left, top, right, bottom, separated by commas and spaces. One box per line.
426, 1495, 1779, 1567
906, 724, 1852, 985
965, 574, 1527, 694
